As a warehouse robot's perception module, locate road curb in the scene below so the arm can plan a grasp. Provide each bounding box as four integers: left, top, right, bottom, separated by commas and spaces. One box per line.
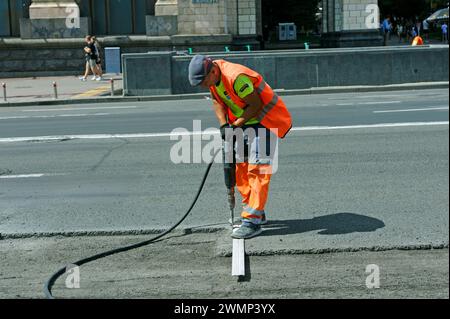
283, 81, 450, 96
215, 242, 449, 257
1, 228, 447, 257
0, 81, 448, 107
0, 226, 226, 240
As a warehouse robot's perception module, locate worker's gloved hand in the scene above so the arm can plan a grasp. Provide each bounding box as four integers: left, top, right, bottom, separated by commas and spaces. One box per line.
220, 123, 233, 140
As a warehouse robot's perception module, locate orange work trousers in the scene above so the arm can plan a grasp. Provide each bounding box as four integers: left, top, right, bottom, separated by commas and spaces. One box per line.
236, 162, 272, 224
234, 124, 276, 225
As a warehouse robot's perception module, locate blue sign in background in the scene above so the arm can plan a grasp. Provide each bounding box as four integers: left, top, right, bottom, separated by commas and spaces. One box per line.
105, 47, 122, 74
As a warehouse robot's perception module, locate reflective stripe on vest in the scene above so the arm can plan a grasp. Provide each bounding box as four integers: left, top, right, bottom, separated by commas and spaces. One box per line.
256, 80, 279, 122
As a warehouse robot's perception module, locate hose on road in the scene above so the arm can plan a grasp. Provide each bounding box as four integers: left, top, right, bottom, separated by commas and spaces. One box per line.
44, 150, 219, 299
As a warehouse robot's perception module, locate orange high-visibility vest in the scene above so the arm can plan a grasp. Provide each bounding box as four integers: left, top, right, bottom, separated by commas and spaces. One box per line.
210, 60, 292, 139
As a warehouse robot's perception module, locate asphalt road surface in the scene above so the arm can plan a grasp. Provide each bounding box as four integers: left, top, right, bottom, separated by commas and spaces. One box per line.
1, 232, 448, 299
0, 89, 448, 299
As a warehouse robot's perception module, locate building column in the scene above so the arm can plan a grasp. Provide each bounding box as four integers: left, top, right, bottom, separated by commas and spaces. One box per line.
237, 0, 257, 36
321, 0, 382, 47
173, 0, 227, 35
155, 0, 179, 16
233, 0, 260, 49
29, 0, 78, 19
21, 0, 89, 38
147, 0, 178, 36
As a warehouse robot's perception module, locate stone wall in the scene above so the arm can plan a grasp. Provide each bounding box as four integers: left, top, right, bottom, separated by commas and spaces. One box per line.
177, 0, 227, 35
146, 16, 178, 36
226, 0, 238, 36
0, 35, 232, 78
342, 0, 378, 31
324, 0, 378, 32
237, 0, 256, 35
175, 0, 257, 36
19, 0, 89, 39
122, 46, 449, 95
322, 0, 381, 47
20, 17, 90, 39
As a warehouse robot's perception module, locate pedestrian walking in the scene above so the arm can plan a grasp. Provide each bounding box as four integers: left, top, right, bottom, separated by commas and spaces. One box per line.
382, 16, 392, 46
405, 20, 413, 43
397, 23, 404, 43
79, 35, 101, 82
188, 55, 292, 239
92, 36, 103, 78
442, 22, 448, 43
422, 19, 429, 41
415, 21, 422, 37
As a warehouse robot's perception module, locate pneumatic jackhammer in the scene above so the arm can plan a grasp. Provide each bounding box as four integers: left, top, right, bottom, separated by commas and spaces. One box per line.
222, 127, 237, 228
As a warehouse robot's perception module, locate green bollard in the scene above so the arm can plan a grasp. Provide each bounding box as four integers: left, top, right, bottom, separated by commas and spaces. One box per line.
304, 42, 309, 50
225, 46, 230, 53
245, 45, 251, 52
188, 47, 193, 54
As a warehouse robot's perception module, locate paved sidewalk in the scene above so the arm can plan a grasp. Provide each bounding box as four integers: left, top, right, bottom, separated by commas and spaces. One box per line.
386, 36, 448, 46
0, 80, 447, 108
0, 74, 123, 103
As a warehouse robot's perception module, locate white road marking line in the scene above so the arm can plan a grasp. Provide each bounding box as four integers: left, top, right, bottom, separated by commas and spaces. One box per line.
328, 89, 448, 100
373, 107, 449, 113
0, 173, 67, 179
58, 113, 110, 117
21, 106, 137, 112
336, 103, 355, 106
0, 174, 44, 179
289, 122, 449, 131
358, 101, 402, 105
232, 239, 245, 277
329, 95, 403, 100
0, 113, 110, 120
357, 95, 408, 99
0, 122, 447, 143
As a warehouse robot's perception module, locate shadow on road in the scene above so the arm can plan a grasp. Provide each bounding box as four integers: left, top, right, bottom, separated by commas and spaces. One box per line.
261, 212, 385, 236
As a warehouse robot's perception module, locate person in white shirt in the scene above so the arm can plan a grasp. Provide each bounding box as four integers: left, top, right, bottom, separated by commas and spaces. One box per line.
422, 19, 429, 40
397, 23, 404, 43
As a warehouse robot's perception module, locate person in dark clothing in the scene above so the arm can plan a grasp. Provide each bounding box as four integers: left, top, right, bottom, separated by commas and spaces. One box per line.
79, 35, 102, 81
92, 36, 103, 77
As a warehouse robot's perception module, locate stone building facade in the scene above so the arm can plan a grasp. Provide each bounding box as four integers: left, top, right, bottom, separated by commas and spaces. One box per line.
2, 0, 381, 47
5, 0, 260, 40
321, 0, 382, 47
0, 0, 382, 78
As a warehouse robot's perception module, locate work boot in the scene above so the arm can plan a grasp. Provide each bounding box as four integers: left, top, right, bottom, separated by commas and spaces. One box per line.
260, 214, 268, 225
231, 223, 262, 239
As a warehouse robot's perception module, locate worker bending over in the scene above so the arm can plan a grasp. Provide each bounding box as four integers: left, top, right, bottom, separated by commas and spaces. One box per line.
188, 55, 292, 239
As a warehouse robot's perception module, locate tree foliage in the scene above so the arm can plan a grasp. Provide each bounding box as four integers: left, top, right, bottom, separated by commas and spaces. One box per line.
379, 0, 448, 19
